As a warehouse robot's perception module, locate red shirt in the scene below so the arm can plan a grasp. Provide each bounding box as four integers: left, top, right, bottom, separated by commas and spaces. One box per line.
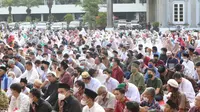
144, 56, 150, 66
114, 97, 130, 112
59, 71, 73, 88
112, 66, 124, 83
155, 60, 165, 67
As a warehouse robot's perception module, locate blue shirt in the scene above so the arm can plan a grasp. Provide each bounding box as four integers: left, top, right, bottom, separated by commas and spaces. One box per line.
177, 50, 185, 60
153, 51, 160, 57
16, 62, 25, 73
144, 67, 160, 83
1, 74, 12, 91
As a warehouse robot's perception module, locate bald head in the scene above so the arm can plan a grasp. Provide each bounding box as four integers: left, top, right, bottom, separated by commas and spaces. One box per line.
97, 85, 108, 95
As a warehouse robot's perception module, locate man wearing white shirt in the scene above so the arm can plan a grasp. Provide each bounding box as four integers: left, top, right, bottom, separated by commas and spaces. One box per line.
96, 86, 116, 112
94, 56, 106, 70
86, 52, 95, 65
81, 71, 101, 92
103, 69, 119, 93
73, 67, 83, 84
182, 52, 195, 78
19, 61, 39, 85
36, 49, 44, 61
9, 83, 30, 112
82, 88, 105, 112
7, 59, 22, 78
174, 72, 195, 105
7, 71, 20, 97
117, 83, 140, 103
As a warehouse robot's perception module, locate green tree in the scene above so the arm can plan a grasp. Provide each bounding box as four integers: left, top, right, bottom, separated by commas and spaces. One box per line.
47, 0, 54, 23
81, 0, 101, 29
19, 0, 42, 21
2, 0, 19, 22
64, 14, 73, 28
96, 12, 107, 28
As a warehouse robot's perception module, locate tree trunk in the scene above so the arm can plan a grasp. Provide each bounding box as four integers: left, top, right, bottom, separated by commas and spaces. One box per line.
26, 7, 31, 16
47, 0, 53, 23
8, 6, 12, 16
49, 7, 52, 16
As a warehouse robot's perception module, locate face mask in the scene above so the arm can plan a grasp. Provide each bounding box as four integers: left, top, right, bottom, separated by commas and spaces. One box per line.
73, 87, 79, 94
8, 76, 13, 80
127, 54, 131, 57
148, 74, 153, 79
110, 62, 113, 67
148, 64, 154, 68
80, 66, 84, 69
81, 99, 87, 105
183, 58, 188, 62
41, 66, 45, 70
58, 93, 66, 101
143, 97, 149, 102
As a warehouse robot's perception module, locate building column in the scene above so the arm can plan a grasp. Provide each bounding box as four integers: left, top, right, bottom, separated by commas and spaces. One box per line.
106, 0, 113, 28
190, 0, 197, 27
41, 14, 44, 22
199, 0, 200, 27
146, 0, 150, 23
185, 0, 189, 25
136, 0, 140, 4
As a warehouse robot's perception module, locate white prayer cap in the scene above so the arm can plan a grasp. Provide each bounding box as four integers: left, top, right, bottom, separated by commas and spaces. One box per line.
167, 79, 179, 88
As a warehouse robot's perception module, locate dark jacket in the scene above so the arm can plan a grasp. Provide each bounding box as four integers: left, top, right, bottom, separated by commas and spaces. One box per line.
30, 98, 52, 112
42, 80, 59, 106
53, 95, 82, 112
159, 54, 168, 63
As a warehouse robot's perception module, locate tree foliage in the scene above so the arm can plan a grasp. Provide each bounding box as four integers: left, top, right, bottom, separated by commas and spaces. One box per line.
64, 14, 73, 25
2, 0, 19, 22
57, 0, 79, 4
81, 0, 101, 29
96, 12, 107, 28
19, 0, 42, 16
19, 0, 42, 8
2, 0, 18, 8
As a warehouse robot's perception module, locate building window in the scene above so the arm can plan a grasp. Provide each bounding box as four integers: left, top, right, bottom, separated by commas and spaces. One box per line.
140, 0, 146, 3
173, 3, 184, 24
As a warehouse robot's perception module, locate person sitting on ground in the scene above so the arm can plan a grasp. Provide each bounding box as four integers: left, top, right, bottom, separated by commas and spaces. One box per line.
164, 100, 178, 112
29, 88, 52, 112
146, 68, 163, 101
189, 94, 200, 112
140, 87, 162, 112
124, 101, 140, 112
166, 79, 190, 112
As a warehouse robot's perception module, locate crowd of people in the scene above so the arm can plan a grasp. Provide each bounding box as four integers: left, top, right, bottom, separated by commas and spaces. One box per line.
0, 28, 200, 112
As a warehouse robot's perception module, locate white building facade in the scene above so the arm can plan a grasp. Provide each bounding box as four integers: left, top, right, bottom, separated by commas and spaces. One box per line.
0, 0, 146, 22
147, 0, 200, 29
0, 0, 199, 29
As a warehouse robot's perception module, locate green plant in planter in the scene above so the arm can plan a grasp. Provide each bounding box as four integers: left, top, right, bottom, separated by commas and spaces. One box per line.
25, 16, 32, 22
153, 22, 159, 28
7, 15, 13, 23
152, 22, 160, 32
48, 15, 56, 22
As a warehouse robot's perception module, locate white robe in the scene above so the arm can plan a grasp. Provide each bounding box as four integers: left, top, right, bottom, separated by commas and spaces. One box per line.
82, 102, 105, 112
